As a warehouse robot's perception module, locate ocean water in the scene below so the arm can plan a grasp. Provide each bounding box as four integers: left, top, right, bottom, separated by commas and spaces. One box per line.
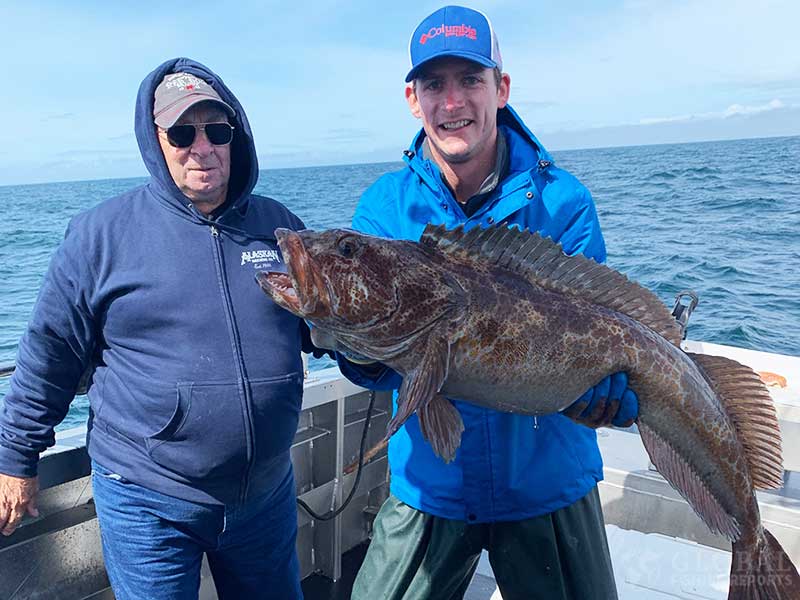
1, 135, 799, 430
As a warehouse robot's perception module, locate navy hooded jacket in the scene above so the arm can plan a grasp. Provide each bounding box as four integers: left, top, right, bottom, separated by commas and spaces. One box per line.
0, 58, 321, 505
337, 106, 606, 522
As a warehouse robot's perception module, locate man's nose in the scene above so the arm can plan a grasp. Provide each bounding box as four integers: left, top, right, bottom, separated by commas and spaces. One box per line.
190, 128, 213, 155
443, 84, 465, 111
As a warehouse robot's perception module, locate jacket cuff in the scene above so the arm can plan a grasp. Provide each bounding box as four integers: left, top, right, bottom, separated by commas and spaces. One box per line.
336, 354, 401, 391
0, 443, 39, 478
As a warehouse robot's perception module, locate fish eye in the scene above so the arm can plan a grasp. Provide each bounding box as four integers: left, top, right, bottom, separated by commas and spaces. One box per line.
337, 235, 359, 258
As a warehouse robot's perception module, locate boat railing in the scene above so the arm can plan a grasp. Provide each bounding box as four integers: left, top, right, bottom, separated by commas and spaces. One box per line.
0, 363, 392, 600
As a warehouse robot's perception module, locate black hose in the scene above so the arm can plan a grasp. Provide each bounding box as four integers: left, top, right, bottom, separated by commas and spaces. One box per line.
297, 390, 376, 521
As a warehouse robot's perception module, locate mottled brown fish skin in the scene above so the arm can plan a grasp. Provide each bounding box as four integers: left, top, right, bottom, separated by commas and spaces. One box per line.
270, 227, 753, 524
257, 226, 799, 599
427, 251, 760, 537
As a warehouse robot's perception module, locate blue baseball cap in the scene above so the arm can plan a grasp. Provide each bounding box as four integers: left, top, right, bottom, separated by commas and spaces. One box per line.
406, 5, 502, 83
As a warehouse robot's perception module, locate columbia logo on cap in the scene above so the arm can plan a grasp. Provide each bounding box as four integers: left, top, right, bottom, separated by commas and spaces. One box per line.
419, 24, 477, 45
406, 5, 502, 82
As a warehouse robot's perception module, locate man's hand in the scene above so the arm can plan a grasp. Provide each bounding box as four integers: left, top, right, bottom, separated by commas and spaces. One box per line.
309, 326, 376, 365
0, 473, 40, 536
562, 372, 638, 429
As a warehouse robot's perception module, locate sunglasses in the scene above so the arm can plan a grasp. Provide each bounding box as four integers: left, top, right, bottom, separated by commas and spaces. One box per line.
164, 122, 235, 148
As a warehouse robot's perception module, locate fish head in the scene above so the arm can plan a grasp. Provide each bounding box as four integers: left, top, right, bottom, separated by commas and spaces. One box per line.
256, 228, 398, 326
256, 228, 461, 358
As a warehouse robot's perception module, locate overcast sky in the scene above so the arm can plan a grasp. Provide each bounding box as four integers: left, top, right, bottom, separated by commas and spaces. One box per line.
2, 0, 799, 185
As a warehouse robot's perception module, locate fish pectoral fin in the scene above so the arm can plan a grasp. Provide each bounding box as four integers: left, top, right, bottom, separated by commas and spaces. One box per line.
418, 394, 464, 463
386, 336, 450, 439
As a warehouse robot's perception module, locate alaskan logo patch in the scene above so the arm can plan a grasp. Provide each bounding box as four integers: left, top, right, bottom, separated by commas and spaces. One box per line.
241, 247, 285, 272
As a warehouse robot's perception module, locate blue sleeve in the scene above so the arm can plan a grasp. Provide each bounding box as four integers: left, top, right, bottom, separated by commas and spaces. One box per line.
0, 222, 97, 477
335, 354, 403, 391
352, 177, 396, 237
556, 186, 607, 264
336, 177, 403, 391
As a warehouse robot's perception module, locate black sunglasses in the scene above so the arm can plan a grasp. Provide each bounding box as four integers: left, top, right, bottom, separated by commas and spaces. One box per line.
164, 122, 235, 148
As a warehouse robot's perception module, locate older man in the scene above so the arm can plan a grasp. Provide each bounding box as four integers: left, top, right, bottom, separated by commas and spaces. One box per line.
0, 58, 324, 599
335, 6, 637, 600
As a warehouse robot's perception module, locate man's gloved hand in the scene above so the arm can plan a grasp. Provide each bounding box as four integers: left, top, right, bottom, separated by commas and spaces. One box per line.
309, 326, 376, 365
561, 372, 638, 429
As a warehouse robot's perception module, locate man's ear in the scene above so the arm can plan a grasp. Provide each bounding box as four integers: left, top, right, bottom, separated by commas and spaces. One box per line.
406, 84, 422, 119
497, 73, 511, 109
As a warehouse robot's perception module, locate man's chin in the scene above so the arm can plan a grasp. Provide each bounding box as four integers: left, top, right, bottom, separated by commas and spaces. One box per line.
425, 137, 469, 162
183, 186, 227, 212
439, 147, 474, 164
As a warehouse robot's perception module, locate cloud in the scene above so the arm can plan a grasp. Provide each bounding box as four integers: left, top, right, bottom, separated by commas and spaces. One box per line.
723, 99, 785, 117
540, 103, 800, 152
41, 112, 76, 122
53, 149, 141, 158
512, 100, 559, 111
713, 75, 800, 94
107, 133, 136, 142
321, 128, 377, 143
503, 0, 800, 136
638, 114, 694, 126
639, 99, 789, 126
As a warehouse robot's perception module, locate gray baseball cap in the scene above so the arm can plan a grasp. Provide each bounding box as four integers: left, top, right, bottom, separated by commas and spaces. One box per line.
153, 72, 235, 128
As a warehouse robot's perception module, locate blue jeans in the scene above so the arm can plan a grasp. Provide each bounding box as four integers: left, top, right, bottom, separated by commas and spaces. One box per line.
91, 461, 303, 600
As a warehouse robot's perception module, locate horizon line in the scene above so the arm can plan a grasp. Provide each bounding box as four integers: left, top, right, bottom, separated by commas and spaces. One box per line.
2, 132, 798, 190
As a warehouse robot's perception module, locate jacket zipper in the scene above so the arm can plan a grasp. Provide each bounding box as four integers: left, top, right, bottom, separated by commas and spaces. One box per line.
209, 224, 256, 503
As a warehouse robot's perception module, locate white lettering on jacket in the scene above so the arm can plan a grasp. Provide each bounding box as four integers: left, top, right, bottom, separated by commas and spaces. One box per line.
241, 249, 280, 266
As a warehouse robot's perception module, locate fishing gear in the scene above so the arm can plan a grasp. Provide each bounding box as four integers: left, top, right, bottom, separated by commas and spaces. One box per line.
671, 290, 699, 340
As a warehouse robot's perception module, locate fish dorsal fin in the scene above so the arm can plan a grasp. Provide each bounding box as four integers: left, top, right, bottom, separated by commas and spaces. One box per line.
688, 353, 784, 490
421, 223, 683, 346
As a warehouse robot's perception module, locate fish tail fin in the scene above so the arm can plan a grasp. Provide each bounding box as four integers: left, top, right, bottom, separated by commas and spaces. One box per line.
728, 529, 800, 599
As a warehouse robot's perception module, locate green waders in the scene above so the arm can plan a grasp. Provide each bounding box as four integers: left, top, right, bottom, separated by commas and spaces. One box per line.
351, 487, 617, 600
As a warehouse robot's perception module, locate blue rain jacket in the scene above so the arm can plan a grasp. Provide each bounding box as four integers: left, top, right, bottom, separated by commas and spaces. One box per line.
338, 106, 607, 522
0, 58, 323, 505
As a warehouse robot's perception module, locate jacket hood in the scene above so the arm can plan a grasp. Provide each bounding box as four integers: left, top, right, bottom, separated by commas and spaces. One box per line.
134, 57, 259, 215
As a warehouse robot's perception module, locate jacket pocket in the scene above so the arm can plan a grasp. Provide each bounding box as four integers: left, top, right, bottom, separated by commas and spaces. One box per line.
249, 373, 303, 463
145, 381, 248, 480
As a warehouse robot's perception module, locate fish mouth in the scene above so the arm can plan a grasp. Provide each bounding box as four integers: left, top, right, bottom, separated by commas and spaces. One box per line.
255, 271, 301, 313
255, 229, 331, 318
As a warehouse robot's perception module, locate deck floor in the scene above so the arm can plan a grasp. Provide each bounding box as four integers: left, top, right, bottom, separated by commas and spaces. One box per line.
300, 525, 733, 600
301, 543, 369, 600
